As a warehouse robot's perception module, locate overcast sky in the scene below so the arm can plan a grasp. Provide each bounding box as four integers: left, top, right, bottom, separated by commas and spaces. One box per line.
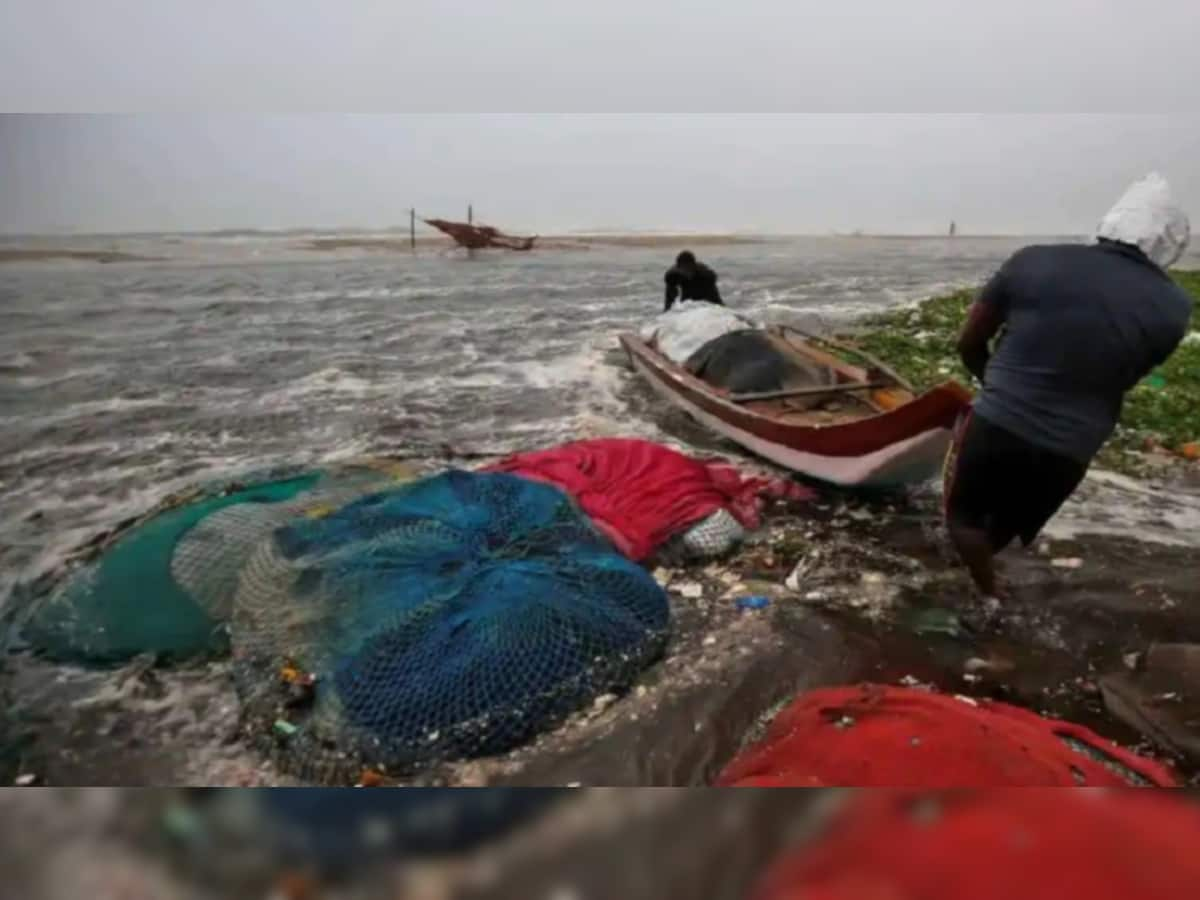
2, 1, 1199, 235
3, 1, 1199, 112
2, 115, 1199, 235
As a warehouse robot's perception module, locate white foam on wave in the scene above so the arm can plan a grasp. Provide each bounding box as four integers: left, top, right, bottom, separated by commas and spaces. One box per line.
0, 351, 36, 371
1045, 470, 1200, 548
255, 367, 377, 407
9, 364, 114, 391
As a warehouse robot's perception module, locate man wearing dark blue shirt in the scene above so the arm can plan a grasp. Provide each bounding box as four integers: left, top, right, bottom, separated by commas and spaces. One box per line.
947, 174, 1191, 601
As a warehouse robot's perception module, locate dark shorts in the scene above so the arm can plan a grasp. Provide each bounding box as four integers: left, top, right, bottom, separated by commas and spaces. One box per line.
944, 411, 1088, 550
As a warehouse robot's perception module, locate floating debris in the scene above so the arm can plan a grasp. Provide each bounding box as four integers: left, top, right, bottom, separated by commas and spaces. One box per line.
736, 596, 771, 611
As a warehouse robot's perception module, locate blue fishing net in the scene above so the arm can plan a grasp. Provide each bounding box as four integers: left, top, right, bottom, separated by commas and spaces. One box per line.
232, 470, 670, 780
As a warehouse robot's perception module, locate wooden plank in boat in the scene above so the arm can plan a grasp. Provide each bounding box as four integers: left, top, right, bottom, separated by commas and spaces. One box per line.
730, 381, 890, 404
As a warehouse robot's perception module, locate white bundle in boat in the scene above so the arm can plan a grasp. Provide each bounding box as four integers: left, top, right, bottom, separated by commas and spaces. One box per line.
640, 304, 757, 365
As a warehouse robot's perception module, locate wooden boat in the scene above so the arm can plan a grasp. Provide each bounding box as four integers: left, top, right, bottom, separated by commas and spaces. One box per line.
619, 325, 973, 488
424, 218, 537, 251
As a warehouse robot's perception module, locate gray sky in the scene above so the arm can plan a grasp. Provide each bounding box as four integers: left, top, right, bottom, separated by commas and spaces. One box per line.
2, 115, 1199, 234
4, 3, 1199, 234
2, 1, 1199, 112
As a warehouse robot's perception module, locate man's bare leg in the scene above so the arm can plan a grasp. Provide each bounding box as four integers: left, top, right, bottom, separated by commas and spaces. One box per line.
949, 520, 1006, 600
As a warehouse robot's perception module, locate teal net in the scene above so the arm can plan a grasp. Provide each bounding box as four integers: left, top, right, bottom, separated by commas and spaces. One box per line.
21, 474, 320, 664
17, 462, 420, 665
232, 470, 671, 780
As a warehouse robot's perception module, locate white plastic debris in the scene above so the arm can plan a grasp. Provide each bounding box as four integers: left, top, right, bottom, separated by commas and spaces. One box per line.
785, 562, 806, 592
675, 582, 704, 599
1051, 558, 1084, 570
639, 304, 756, 364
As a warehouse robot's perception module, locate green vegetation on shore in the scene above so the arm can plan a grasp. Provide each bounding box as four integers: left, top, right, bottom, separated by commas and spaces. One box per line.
852, 270, 1200, 474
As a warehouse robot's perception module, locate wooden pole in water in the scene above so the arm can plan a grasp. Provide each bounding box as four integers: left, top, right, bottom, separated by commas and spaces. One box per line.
410, 208, 416, 251
468, 204, 473, 225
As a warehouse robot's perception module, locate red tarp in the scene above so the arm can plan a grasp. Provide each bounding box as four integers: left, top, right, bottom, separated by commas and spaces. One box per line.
751, 790, 1200, 900
717, 684, 1177, 787
483, 438, 814, 561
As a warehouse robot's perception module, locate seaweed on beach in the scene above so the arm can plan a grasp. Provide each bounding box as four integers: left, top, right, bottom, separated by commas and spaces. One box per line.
852, 270, 1200, 475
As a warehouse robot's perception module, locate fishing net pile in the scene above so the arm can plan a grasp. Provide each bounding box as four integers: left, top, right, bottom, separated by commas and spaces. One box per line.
484, 438, 813, 561
717, 684, 1178, 787
749, 790, 1200, 900
232, 470, 670, 780
18, 462, 416, 664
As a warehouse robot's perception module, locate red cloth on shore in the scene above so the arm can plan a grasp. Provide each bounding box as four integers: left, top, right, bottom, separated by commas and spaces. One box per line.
750, 790, 1200, 900
482, 438, 813, 560
716, 684, 1177, 787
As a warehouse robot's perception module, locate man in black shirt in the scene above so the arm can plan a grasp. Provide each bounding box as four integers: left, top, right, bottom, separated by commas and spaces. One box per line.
664, 250, 723, 312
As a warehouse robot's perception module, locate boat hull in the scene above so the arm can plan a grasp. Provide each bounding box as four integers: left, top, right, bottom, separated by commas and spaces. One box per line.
620, 333, 971, 489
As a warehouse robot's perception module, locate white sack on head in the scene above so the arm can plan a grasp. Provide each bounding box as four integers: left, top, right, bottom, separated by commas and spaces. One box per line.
1096, 172, 1190, 269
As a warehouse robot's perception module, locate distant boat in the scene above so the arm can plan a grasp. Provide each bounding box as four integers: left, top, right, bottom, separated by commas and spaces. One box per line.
424, 218, 538, 251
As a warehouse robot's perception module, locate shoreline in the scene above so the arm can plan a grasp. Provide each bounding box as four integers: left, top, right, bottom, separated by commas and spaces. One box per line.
0, 232, 1081, 266
3, 274, 1199, 788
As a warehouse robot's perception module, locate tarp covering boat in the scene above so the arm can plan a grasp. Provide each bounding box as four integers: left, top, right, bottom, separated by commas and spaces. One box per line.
686, 329, 838, 398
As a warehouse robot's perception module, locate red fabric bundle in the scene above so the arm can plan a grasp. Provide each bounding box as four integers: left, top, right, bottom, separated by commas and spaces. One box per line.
751, 790, 1200, 900
717, 684, 1177, 787
483, 438, 813, 560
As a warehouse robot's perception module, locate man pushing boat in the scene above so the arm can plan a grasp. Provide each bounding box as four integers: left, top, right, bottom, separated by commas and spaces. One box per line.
946, 173, 1191, 603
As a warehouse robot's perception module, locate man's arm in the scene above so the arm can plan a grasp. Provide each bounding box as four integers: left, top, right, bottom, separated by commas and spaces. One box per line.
956, 301, 1004, 382
664, 275, 679, 312
956, 262, 1013, 383
710, 271, 724, 305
